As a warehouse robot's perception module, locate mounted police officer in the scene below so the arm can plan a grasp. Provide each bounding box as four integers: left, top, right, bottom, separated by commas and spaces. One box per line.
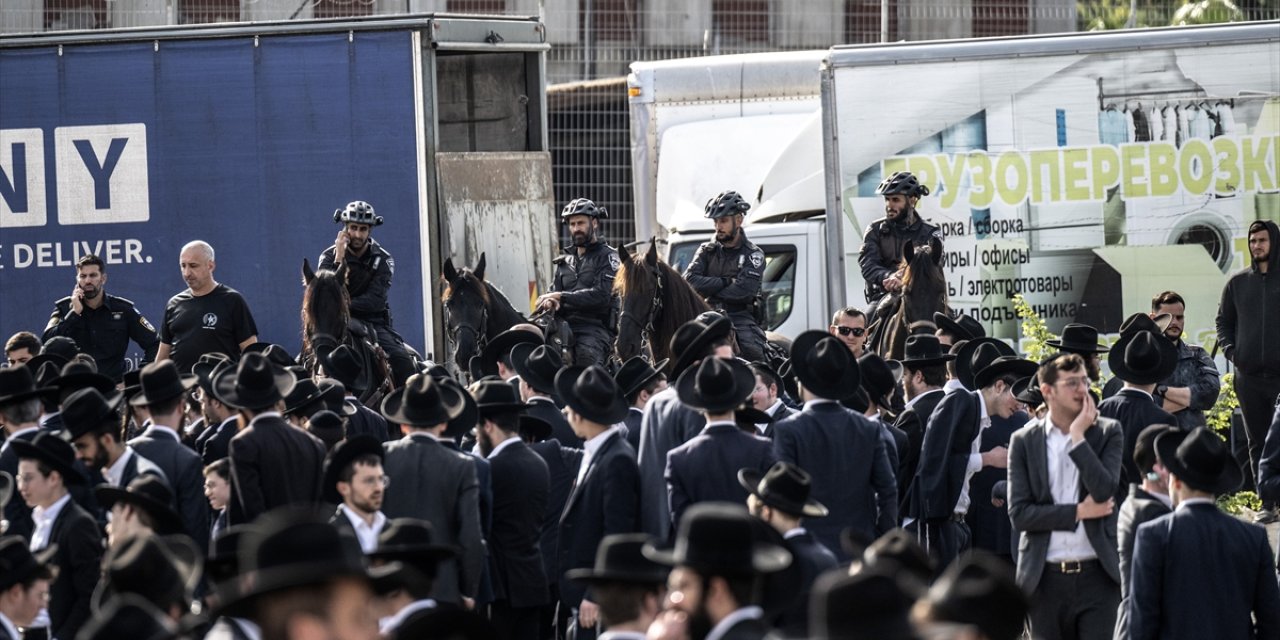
44, 253, 160, 382
535, 197, 619, 367
859, 171, 942, 315
319, 200, 416, 385
683, 190, 768, 362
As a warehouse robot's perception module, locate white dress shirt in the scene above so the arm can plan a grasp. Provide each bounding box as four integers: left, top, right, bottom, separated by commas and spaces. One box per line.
576, 427, 618, 486
487, 435, 521, 460
943, 378, 966, 394
104, 446, 137, 487
379, 598, 437, 634
706, 606, 765, 640
955, 398, 991, 515
0, 611, 21, 640
30, 493, 71, 552
339, 504, 388, 553
143, 423, 182, 441
1043, 419, 1096, 563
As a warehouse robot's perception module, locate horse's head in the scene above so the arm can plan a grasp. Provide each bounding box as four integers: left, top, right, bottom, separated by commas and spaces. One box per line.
613, 242, 663, 362
899, 237, 948, 321
441, 254, 491, 372
301, 258, 351, 346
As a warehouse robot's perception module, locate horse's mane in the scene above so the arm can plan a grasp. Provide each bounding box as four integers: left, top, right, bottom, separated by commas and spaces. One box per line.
442, 270, 491, 306
900, 247, 947, 302
615, 255, 710, 342
302, 268, 351, 355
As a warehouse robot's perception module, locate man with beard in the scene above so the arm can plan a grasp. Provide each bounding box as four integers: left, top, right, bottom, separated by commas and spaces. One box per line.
319, 200, 416, 385
43, 254, 160, 382
324, 435, 389, 553
63, 387, 167, 489
683, 191, 768, 362
155, 240, 259, 374
535, 198, 620, 367
858, 171, 942, 315
1148, 291, 1219, 430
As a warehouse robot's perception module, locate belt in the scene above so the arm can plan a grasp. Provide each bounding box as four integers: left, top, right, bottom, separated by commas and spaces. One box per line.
1045, 559, 1099, 574
950, 512, 966, 523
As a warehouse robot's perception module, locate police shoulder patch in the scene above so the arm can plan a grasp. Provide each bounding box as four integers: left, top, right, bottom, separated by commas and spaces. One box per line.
139, 315, 156, 332
386, 256, 395, 275
608, 252, 621, 270
749, 251, 764, 269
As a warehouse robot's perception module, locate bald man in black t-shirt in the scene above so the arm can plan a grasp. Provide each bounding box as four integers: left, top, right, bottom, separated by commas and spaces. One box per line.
155, 240, 258, 373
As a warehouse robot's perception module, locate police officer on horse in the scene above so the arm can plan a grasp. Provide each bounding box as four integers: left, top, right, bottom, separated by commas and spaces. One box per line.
535, 197, 620, 367
859, 171, 943, 319
319, 200, 416, 385
683, 190, 768, 362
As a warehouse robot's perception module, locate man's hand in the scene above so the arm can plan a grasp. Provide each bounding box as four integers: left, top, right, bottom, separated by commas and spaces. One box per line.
461, 596, 475, 610
981, 446, 1009, 469
1077, 496, 1114, 521
578, 600, 599, 629
992, 497, 1005, 507
70, 286, 84, 315
646, 609, 689, 640
1069, 391, 1097, 444
535, 292, 562, 312
334, 229, 349, 264
882, 275, 903, 293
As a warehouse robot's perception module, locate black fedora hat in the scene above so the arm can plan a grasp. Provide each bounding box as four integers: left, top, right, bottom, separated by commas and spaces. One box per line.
77, 594, 178, 640
1155, 427, 1243, 495
0, 364, 52, 406
212, 353, 296, 410
669, 315, 734, 378
61, 387, 124, 440
933, 312, 985, 341
926, 553, 1028, 640
243, 342, 296, 369
477, 328, 544, 378
317, 379, 358, 417
129, 360, 199, 407
394, 607, 499, 640
320, 344, 364, 391
381, 373, 466, 428
972, 354, 1037, 391
26, 351, 73, 379
121, 369, 142, 402
41, 336, 80, 363
368, 518, 459, 572
92, 533, 201, 614
955, 338, 1016, 391
51, 361, 115, 399
675, 357, 755, 414
323, 435, 385, 504
567, 533, 670, 585
438, 376, 479, 440
555, 365, 629, 425
1134, 424, 1181, 475
1109, 319, 1178, 386
773, 357, 799, 401
1119, 312, 1172, 337
206, 524, 254, 585
511, 342, 564, 394
518, 413, 553, 442
899, 334, 957, 368
614, 356, 668, 398
738, 461, 828, 518
283, 378, 324, 417
809, 569, 918, 640
471, 378, 530, 415
0, 535, 56, 592
789, 331, 860, 401
1012, 375, 1043, 407
734, 403, 774, 431
218, 507, 398, 618
643, 502, 791, 577
1045, 323, 1109, 354
862, 528, 936, 586
191, 352, 233, 394
94, 475, 185, 535
858, 353, 902, 407
307, 410, 346, 450
11, 432, 86, 485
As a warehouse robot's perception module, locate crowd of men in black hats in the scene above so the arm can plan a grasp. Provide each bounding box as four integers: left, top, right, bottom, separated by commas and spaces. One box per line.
0, 210, 1278, 640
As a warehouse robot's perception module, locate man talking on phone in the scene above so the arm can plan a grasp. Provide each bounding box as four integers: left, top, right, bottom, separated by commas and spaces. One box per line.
319, 200, 416, 385
44, 254, 160, 382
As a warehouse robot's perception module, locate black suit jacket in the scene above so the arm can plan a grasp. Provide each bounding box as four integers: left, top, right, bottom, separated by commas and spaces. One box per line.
346, 399, 391, 442
777, 530, 839, 636
772, 402, 897, 560
129, 426, 210, 551
665, 423, 775, 530
228, 415, 327, 525
45, 498, 104, 640
558, 430, 640, 609
1098, 388, 1177, 492
637, 387, 706, 539
530, 438, 583, 587
623, 408, 644, 450
527, 398, 579, 449
965, 410, 1028, 558
439, 440, 496, 606
761, 403, 798, 439
893, 388, 945, 510
1114, 484, 1171, 639
197, 416, 239, 465
489, 439, 551, 608
1259, 402, 1280, 507
906, 390, 983, 524
717, 615, 774, 640
1129, 503, 1280, 640
328, 505, 389, 549
0, 427, 98, 540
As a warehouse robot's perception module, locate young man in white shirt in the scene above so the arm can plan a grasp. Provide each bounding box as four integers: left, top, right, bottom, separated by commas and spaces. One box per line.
324, 435, 389, 553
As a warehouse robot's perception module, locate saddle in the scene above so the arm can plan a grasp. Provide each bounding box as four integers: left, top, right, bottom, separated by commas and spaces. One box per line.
529, 310, 576, 367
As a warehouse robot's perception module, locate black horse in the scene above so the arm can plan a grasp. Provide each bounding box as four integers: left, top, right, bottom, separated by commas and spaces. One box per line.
614, 241, 711, 365
440, 253, 527, 377
300, 258, 395, 405
866, 237, 949, 360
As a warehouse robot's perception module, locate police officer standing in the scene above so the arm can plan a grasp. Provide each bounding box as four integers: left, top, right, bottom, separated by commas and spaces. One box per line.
683, 191, 768, 362
858, 171, 942, 313
535, 198, 619, 367
319, 200, 416, 385
43, 254, 159, 382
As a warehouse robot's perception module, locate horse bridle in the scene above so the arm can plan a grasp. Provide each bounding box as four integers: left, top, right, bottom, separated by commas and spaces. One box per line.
619, 263, 665, 355
444, 301, 489, 357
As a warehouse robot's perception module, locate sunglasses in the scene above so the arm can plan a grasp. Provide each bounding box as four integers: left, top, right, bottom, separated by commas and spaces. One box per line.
834, 326, 866, 337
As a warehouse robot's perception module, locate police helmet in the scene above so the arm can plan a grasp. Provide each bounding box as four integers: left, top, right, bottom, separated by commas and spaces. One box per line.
704, 191, 750, 219
561, 198, 608, 220
875, 172, 930, 198
333, 200, 384, 227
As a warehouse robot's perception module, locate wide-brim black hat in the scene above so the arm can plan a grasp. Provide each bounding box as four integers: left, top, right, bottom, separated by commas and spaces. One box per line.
1045, 323, 1109, 354
212, 353, 296, 410
25, 353, 71, 381
77, 594, 179, 640
471, 378, 533, 415
306, 410, 346, 449
927, 552, 1028, 640
317, 379, 358, 417
858, 353, 902, 405
206, 524, 253, 585
10, 432, 86, 485
0, 535, 56, 592
675, 357, 755, 414
899, 334, 956, 368
1012, 375, 1043, 407
477, 328, 544, 378
367, 518, 459, 568
191, 353, 233, 394
51, 361, 116, 398
734, 404, 774, 428
555, 365, 629, 425
320, 344, 364, 390
129, 360, 200, 407
1109, 328, 1178, 386
956, 338, 1016, 391
0, 364, 54, 406
282, 379, 325, 416
933, 312, 984, 341
810, 569, 918, 640
973, 356, 1037, 391
91, 533, 202, 614
615, 356, 668, 398
738, 463, 828, 518
518, 413, 554, 442
61, 387, 124, 440
669, 315, 734, 378
1156, 427, 1243, 495
94, 475, 184, 536
566, 533, 670, 585
322, 435, 385, 504
439, 377, 479, 440
643, 502, 791, 577
511, 342, 563, 395
789, 331, 860, 400
243, 343, 296, 369
380, 373, 466, 428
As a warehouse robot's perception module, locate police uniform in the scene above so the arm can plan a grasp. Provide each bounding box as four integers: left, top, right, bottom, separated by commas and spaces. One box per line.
43, 293, 160, 382
858, 215, 942, 306
319, 238, 415, 385
550, 238, 619, 367
683, 234, 768, 362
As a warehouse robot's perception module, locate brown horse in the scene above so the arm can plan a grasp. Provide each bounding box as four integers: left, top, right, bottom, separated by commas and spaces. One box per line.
300, 258, 394, 405
866, 238, 949, 360
613, 241, 710, 365
440, 253, 527, 377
